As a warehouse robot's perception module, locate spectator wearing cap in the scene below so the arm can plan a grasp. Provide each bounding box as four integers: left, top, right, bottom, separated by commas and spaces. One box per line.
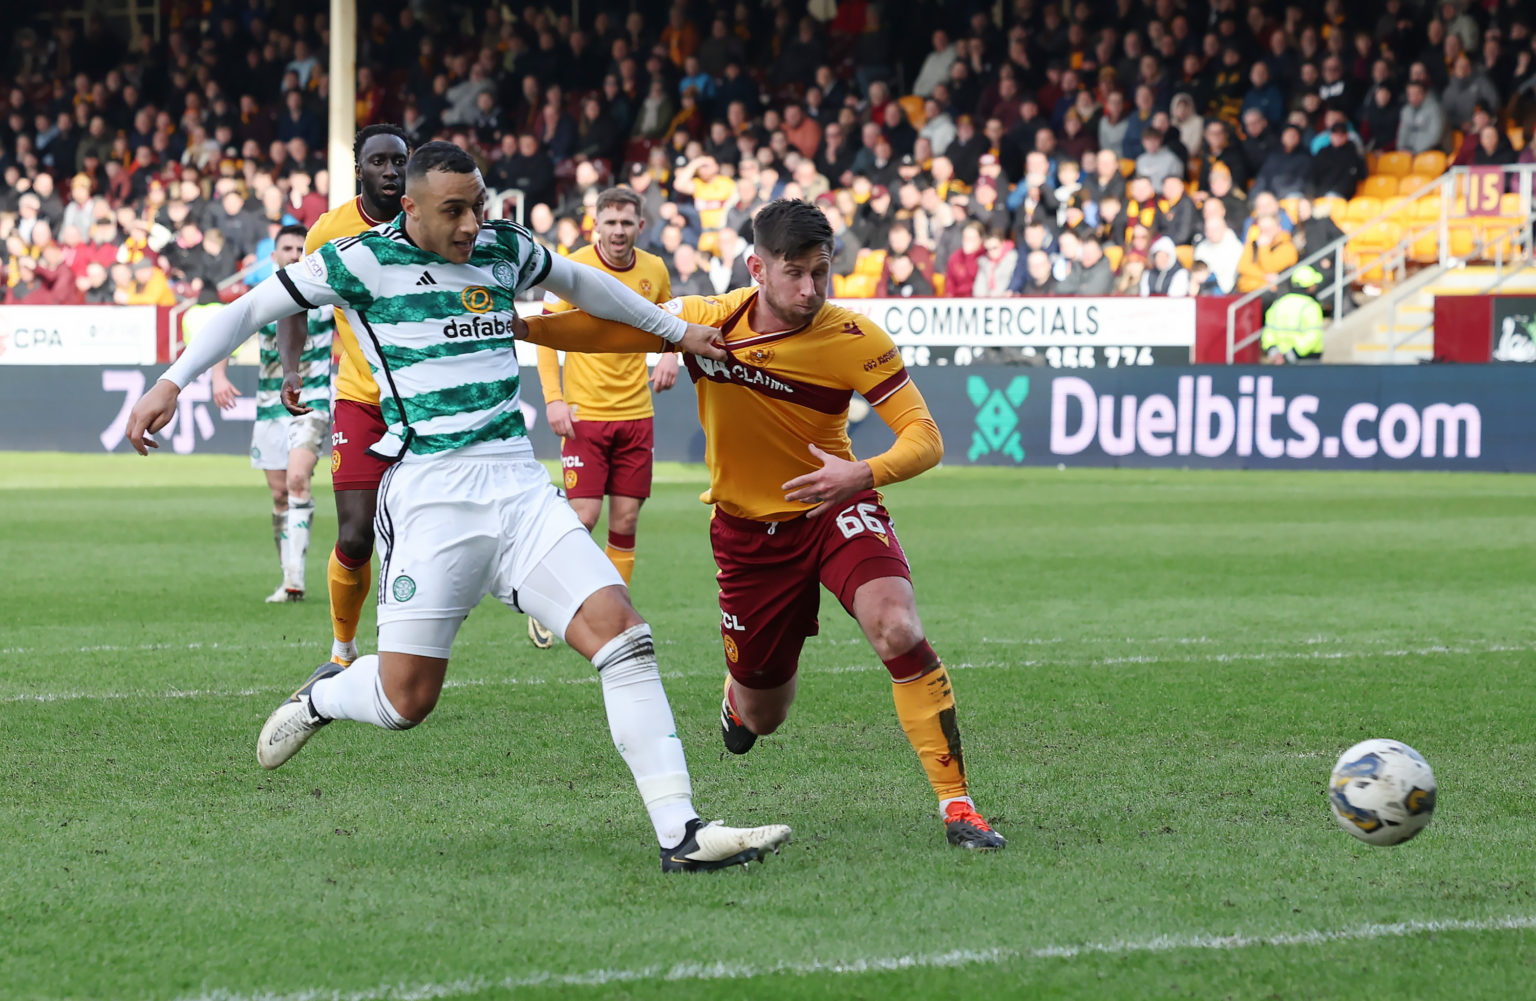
1308, 121, 1366, 198
1396, 81, 1446, 154
119, 256, 175, 306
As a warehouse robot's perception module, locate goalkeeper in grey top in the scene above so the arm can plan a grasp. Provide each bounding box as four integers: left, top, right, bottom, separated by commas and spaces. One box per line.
125, 142, 792, 872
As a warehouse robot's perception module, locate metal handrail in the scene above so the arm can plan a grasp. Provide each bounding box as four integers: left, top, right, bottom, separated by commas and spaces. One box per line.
1381, 221, 1535, 360
1225, 163, 1536, 361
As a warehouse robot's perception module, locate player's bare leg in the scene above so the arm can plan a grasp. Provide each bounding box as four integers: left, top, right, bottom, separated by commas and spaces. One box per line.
722, 674, 797, 755
282, 446, 319, 599
263, 470, 297, 603
852, 575, 1005, 850
326, 488, 376, 664
528, 496, 602, 650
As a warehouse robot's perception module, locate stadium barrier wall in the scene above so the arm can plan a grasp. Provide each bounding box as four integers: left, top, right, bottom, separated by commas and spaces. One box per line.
1433, 295, 1536, 363
0, 305, 163, 366
3, 364, 1531, 473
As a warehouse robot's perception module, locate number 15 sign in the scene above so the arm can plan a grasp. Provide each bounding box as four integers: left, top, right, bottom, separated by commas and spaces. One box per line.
1465, 166, 1506, 216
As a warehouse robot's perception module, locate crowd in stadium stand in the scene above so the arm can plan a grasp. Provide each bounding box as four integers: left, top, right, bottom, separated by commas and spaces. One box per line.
3, 1, 1535, 308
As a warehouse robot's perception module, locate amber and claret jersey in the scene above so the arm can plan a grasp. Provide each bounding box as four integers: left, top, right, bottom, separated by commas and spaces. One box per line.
305, 195, 390, 405
670, 287, 942, 522
538, 244, 672, 422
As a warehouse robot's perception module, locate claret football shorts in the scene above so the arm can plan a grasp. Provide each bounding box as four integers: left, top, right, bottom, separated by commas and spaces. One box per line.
330, 399, 394, 490
558, 417, 654, 500
711, 490, 912, 689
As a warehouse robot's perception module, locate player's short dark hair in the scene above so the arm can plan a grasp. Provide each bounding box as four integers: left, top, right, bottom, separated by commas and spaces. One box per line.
276, 223, 307, 243
406, 141, 478, 183
596, 186, 643, 216
750, 199, 834, 261
354, 123, 410, 162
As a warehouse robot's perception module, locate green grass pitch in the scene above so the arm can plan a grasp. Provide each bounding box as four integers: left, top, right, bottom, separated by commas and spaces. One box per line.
3, 453, 1535, 1000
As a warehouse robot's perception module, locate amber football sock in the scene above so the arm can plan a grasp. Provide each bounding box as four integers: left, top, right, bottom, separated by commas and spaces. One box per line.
327, 544, 371, 648
888, 641, 969, 803
605, 530, 636, 586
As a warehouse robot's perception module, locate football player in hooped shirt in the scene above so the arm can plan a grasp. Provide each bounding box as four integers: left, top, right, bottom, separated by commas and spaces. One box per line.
524, 199, 1005, 850
125, 142, 792, 873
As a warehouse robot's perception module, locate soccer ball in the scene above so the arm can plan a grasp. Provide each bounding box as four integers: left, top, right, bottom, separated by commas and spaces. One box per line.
1328, 739, 1437, 846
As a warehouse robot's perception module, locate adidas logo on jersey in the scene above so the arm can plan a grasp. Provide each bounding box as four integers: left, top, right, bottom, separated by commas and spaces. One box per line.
416, 271, 438, 286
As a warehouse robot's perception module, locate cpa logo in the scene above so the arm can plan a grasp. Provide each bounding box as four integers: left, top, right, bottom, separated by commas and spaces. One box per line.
966, 375, 1030, 463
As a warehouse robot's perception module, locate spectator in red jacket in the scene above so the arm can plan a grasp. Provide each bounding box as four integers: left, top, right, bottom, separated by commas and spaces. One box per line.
944, 222, 986, 297
5, 254, 75, 304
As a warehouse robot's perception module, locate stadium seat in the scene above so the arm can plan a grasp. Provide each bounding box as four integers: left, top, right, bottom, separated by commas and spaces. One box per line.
1360, 175, 1398, 199
1499, 194, 1524, 218
1279, 197, 1300, 222
1398, 174, 1432, 195
1104, 245, 1124, 271
1409, 231, 1440, 264
1176, 244, 1194, 269
898, 94, 927, 128
1366, 151, 1381, 175
1447, 220, 1476, 258
931, 272, 944, 295
1119, 157, 1135, 177
1312, 196, 1347, 220
841, 273, 878, 297
1375, 151, 1412, 177
832, 273, 847, 297
855, 249, 887, 276
1381, 197, 1409, 221
1411, 151, 1447, 178
1345, 196, 1381, 223
1411, 196, 1443, 221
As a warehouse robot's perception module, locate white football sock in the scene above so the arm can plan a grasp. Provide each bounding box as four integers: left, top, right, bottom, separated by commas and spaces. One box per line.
309, 655, 415, 730
593, 624, 698, 847
331, 638, 359, 663
284, 499, 315, 587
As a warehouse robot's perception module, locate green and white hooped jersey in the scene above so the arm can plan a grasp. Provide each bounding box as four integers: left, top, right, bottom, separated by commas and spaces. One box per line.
275, 216, 552, 460
255, 308, 334, 421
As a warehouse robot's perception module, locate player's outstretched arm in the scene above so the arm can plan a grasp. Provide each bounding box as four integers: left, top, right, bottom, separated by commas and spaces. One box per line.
275, 314, 313, 415
538, 254, 689, 342
126, 277, 307, 455
521, 311, 726, 360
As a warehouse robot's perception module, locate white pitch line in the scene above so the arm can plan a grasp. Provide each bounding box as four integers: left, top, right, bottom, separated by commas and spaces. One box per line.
5, 641, 1533, 705
167, 914, 1536, 1001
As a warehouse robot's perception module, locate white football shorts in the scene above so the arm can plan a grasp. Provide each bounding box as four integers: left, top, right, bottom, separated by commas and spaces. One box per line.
250, 411, 328, 469
373, 453, 624, 658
